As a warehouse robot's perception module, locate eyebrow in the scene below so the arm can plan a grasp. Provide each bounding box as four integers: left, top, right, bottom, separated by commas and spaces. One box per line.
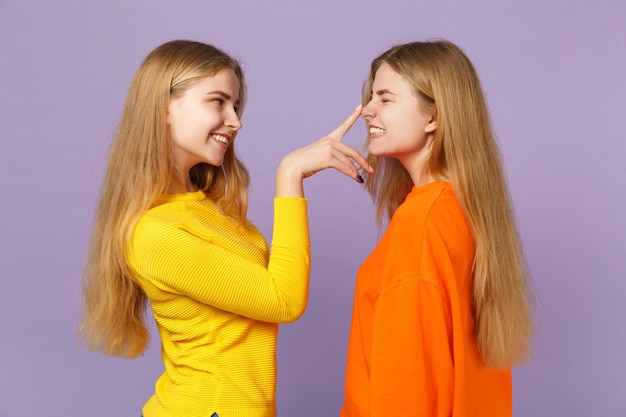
374, 89, 396, 96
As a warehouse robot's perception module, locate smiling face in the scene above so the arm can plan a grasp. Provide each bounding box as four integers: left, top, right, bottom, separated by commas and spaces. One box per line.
167, 68, 242, 182
362, 63, 437, 185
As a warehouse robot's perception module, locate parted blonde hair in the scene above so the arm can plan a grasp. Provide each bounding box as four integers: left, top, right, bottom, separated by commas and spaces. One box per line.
362, 40, 534, 368
80, 40, 250, 358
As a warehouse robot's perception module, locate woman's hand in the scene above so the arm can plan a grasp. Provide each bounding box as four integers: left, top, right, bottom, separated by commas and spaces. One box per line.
276, 105, 373, 197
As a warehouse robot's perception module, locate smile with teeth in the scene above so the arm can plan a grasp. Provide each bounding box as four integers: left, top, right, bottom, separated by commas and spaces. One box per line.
369, 127, 386, 136
211, 134, 230, 145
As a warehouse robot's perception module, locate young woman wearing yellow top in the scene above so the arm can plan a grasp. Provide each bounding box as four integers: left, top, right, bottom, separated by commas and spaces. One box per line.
342, 40, 535, 417
79, 40, 371, 417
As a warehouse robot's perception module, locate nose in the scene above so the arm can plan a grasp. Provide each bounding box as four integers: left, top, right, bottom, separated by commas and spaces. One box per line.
361, 101, 375, 120
225, 109, 243, 131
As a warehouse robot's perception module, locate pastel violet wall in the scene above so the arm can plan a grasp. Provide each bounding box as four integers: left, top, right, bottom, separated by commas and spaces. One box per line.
1, 1, 625, 416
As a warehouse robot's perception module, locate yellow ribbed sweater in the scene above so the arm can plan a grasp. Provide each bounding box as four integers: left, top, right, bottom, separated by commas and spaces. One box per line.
126, 190, 310, 417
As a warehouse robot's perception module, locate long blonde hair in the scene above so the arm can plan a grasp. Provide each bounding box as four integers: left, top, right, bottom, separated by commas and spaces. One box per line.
80, 40, 250, 358
362, 40, 533, 368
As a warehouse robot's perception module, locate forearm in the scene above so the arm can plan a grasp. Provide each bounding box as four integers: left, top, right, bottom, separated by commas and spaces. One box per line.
266, 197, 311, 322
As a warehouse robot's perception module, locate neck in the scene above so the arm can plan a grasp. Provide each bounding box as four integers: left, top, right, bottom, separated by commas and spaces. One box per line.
409, 170, 436, 188
397, 134, 437, 187
167, 170, 198, 194
398, 156, 435, 188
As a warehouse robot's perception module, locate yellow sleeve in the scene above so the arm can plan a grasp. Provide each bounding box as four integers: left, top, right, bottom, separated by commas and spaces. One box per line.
128, 197, 310, 323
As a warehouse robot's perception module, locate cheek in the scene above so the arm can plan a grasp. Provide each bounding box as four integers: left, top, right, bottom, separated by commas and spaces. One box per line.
169, 119, 196, 146
396, 110, 421, 135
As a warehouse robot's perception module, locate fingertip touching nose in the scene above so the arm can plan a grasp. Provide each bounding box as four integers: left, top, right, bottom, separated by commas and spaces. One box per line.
361, 103, 374, 120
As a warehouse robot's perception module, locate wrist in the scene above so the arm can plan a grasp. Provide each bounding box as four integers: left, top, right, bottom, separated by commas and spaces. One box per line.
276, 158, 305, 198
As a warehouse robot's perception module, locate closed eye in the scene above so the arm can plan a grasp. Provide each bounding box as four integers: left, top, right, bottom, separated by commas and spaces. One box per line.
376, 89, 396, 103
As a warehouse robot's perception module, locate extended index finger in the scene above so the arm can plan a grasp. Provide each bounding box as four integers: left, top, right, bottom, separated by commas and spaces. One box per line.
328, 105, 363, 142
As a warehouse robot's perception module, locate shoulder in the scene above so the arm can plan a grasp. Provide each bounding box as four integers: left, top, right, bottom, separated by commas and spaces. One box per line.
132, 198, 218, 247
130, 207, 187, 262
391, 181, 473, 269
393, 182, 465, 229
374, 183, 465, 261
134, 208, 181, 240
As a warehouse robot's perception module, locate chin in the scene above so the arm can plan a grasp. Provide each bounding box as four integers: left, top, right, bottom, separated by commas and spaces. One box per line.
368, 147, 386, 157
204, 158, 224, 167
368, 146, 380, 156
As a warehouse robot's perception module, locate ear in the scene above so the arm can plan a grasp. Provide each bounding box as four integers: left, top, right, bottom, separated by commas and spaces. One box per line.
425, 113, 437, 133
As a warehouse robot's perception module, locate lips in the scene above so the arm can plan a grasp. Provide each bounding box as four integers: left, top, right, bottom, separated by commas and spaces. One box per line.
211, 133, 231, 145
369, 126, 386, 136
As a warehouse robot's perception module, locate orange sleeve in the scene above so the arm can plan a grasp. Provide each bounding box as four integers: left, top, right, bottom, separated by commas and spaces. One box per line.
369, 276, 454, 417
